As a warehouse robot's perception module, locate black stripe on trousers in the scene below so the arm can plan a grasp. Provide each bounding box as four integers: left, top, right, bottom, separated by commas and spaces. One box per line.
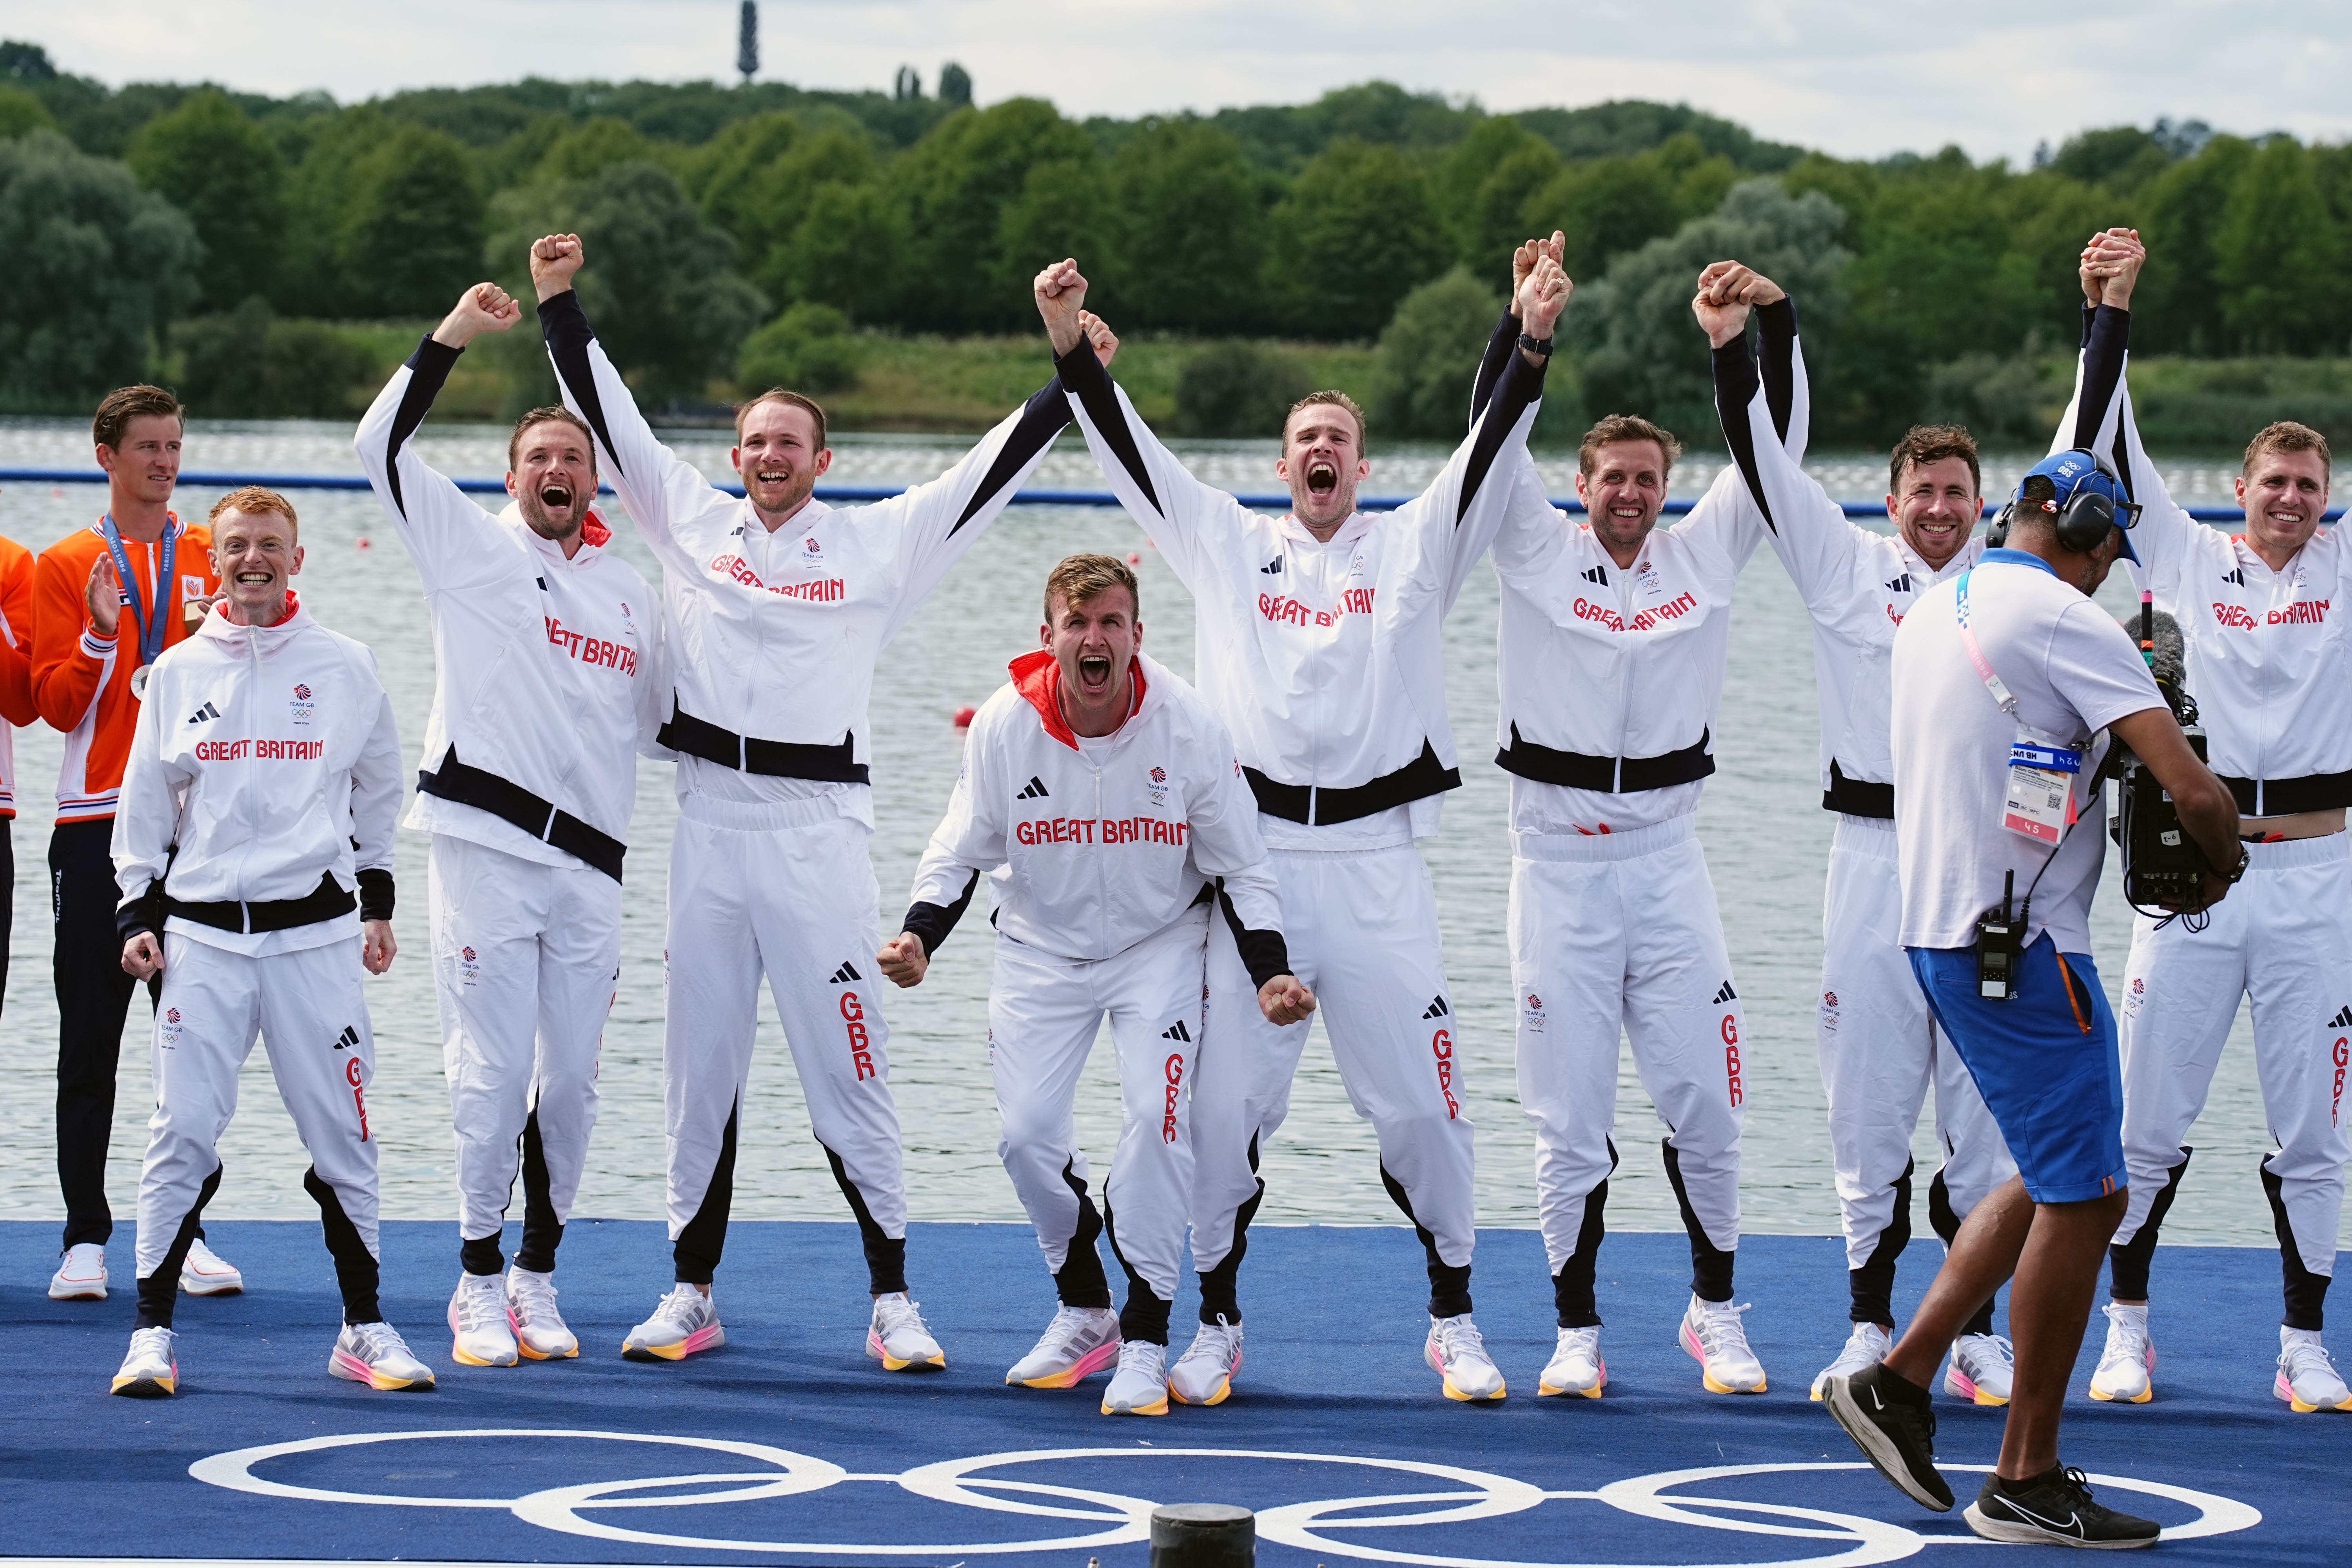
1661, 1137, 1737, 1302
1552, 1137, 1618, 1329
1380, 1162, 1473, 1319
1195, 1131, 1264, 1326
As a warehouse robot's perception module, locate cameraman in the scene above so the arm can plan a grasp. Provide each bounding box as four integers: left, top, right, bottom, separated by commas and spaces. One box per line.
1825, 456, 2238, 1548
2069, 229, 2352, 1413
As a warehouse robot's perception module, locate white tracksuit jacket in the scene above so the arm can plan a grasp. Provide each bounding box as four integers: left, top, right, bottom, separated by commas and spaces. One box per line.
1715, 316, 2015, 1302
1054, 334, 1548, 1316
903, 649, 1291, 1325
113, 600, 402, 1286
2062, 301, 2352, 1300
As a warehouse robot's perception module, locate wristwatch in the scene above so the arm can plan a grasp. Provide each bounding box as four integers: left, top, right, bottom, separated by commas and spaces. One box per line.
1518, 332, 1553, 358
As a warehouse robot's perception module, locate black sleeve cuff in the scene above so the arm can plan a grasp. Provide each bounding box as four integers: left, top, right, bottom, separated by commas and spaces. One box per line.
902, 869, 983, 958
116, 887, 164, 944
1712, 332, 1761, 416
405, 333, 462, 390
1053, 336, 1113, 401
1215, 882, 1294, 992
356, 867, 395, 922
537, 289, 592, 351
1470, 309, 1524, 424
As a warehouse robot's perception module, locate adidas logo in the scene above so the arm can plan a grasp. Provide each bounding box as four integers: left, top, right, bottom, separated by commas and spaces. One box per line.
829, 962, 862, 984
1712, 980, 1738, 1005
1016, 776, 1050, 800
185, 701, 221, 726
2223, 567, 2246, 586
1886, 573, 1914, 593
2331, 1005, 2352, 1029
1422, 995, 1449, 1019
1260, 557, 1283, 574
331, 1024, 359, 1051
1580, 565, 1608, 585
1161, 1020, 1192, 1042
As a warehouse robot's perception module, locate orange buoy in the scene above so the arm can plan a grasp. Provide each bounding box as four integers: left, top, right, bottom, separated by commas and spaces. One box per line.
952, 705, 976, 729
1127, 552, 1141, 564
357, 536, 371, 550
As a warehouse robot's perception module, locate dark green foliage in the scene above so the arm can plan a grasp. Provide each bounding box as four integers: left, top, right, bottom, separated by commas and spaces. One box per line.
171, 297, 376, 417
0, 129, 200, 410
1370, 268, 1505, 438
126, 89, 287, 310
1174, 343, 1313, 437
567, 162, 768, 404
1108, 120, 1269, 333
1267, 139, 1450, 340
0, 82, 53, 137
738, 302, 862, 394
341, 123, 487, 318
939, 64, 972, 109
893, 98, 1096, 331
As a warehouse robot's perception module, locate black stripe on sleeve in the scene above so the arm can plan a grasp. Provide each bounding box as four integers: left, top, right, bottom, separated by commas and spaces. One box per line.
1469, 310, 1522, 427
1455, 339, 1549, 527
902, 868, 982, 958
1054, 339, 1163, 517
1215, 881, 1293, 993
949, 377, 1074, 534
382, 335, 460, 521
356, 867, 395, 922
1755, 297, 1798, 445
2073, 303, 2131, 456
536, 290, 628, 484
1713, 333, 1774, 532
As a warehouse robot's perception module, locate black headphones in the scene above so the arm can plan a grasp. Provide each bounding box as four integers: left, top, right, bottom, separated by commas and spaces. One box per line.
1985, 450, 2142, 553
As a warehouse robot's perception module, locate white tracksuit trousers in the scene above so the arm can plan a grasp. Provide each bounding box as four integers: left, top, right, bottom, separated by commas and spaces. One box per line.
1818, 815, 2014, 1323
1510, 816, 1744, 1321
429, 834, 619, 1271
663, 799, 909, 1290
1189, 842, 1477, 1321
2113, 833, 2352, 1327
990, 908, 1207, 1343
135, 933, 381, 1323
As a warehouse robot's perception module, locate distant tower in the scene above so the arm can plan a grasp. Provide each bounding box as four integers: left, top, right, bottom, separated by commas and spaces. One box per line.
737, 2, 759, 84
893, 65, 922, 102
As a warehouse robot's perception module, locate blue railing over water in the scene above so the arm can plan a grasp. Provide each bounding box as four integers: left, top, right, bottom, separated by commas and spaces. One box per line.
0, 467, 2326, 524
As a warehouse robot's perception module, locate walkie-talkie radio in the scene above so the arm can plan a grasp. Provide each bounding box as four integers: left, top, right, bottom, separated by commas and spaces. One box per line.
1975, 869, 2025, 1000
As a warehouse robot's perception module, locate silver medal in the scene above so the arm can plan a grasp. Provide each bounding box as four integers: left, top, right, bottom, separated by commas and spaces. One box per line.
129, 664, 150, 701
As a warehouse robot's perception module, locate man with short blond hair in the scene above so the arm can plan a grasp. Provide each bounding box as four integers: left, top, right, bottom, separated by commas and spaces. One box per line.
37, 382, 236, 1305
1046, 250, 1561, 1403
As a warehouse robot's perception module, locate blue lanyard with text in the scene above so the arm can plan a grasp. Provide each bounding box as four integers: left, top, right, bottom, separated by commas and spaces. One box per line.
98, 514, 173, 672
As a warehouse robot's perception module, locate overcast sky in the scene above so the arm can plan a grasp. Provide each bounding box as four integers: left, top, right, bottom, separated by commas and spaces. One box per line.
19, 1, 2350, 163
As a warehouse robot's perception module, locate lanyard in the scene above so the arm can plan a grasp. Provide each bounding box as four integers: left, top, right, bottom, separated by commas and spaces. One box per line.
99, 514, 174, 669
1952, 569, 2018, 721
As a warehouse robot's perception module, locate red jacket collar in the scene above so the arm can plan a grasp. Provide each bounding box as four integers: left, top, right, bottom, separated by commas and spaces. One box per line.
581, 508, 611, 548
1009, 649, 1147, 751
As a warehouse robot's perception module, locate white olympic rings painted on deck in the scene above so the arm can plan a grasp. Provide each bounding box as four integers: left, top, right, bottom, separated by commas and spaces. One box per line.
191, 1429, 2263, 1565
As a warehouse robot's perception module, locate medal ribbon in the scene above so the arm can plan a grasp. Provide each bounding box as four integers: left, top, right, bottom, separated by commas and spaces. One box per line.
99, 514, 174, 670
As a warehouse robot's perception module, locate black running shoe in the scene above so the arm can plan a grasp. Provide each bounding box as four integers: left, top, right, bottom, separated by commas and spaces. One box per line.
1823, 1361, 1953, 1511
1964, 1466, 2160, 1549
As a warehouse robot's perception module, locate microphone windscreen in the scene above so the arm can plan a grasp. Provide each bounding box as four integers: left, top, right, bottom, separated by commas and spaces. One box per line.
2123, 607, 2188, 691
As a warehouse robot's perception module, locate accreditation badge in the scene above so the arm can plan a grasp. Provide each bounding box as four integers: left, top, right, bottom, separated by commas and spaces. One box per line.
2001, 739, 2080, 844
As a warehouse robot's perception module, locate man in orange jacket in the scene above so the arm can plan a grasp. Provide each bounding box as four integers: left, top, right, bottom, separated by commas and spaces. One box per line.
34, 385, 236, 1304
0, 530, 37, 1009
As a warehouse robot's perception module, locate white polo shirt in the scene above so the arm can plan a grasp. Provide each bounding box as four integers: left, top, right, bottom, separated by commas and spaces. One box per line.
1891, 549, 2165, 954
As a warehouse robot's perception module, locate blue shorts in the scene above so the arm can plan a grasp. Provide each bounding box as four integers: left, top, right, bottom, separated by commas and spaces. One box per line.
1908, 936, 2127, 1204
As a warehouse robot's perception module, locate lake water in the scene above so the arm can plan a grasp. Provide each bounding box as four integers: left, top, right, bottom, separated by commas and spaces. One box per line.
0, 418, 2317, 1261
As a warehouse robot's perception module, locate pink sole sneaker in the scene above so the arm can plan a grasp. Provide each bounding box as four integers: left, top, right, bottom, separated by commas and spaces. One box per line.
1018, 1338, 1121, 1388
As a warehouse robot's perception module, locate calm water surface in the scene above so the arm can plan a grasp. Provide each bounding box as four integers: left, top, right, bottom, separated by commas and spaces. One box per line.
0, 419, 2314, 1256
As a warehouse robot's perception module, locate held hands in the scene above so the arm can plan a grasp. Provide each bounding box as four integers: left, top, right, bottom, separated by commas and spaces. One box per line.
85, 554, 123, 637
2080, 227, 2145, 310
1076, 309, 1120, 370
530, 234, 586, 303
362, 919, 397, 976
121, 932, 162, 980
877, 931, 929, 988
1511, 230, 1565, 303
433, 281, 523, 348
1519, 255, 1570, 350
1691, 260, 1788, 348
1034, 258, 1087, 357
1257, 973, 1316, 1026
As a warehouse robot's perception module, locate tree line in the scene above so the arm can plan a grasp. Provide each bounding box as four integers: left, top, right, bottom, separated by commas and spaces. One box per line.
4, 39, 2349, 448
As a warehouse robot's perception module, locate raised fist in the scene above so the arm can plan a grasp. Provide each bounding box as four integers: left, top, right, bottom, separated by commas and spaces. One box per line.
531, 234, 585, 302
1691, 260, 1785, 348
877, 931, 929, 988
1077, 309, 1120, 370
434, 281, 522, 348
1520, 255, 1571, 342
1034, 258, 1088, 356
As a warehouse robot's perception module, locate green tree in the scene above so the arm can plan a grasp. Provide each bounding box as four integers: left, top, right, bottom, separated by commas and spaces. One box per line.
775, 180, 908, 322
125, 88, 287, 310
731, 126, 884, 301
891, 97, 1095, 330
536, 115, 657, 183
685, 109, 799, 226
0, 130, 201, 410
1452, 130, 1560, 285
1572, 179, 1849, 440
171, 296, 375, 417
568, 162, 768, 403
1174, 342, 1312, 437
737, 301, 862, 393
995, 158, 1112, 297
2136, 135, 2255, 355
1523, 154, 1677, 281
342, 122, 486, 317
1107, 119, 1268, 332
1264, 138, 1448, 339
0, 82, 54, 138
1369, 267, 1505, 437
2214, 138, 2344, 354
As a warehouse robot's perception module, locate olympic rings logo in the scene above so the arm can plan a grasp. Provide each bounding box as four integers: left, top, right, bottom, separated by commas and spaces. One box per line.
189, 1429, 2263, 1565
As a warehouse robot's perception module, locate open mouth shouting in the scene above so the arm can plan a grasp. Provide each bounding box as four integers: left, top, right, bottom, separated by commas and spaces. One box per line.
1305, 460, 1339, 496
539, 480, 574, 512
1076, 653, 1115, 695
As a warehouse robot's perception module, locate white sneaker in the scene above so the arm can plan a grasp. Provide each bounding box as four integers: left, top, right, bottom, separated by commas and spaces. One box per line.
506, 1266, 577, 1360
178, 1238, 243, 1296
1424, 1312, 1506, 1401
1810, 1321, 1889, 1401
110, 1326, 177, 1397
622, 1284, 725, 1361
1946, 1332, 2015, 1405
1680, 1294, 1767, 1394
1539, 1325, 1606, 1397
330, 1321, 436, 1390
447, 1271, 519, 1366
1169, 1317, 1243, 1405
867, 1291, 946, 1370
49, 1243, 107, 1301
2088, 1302, 2154, 1403
1006, 1304, 1121, 1387
2276, 1327, 2352, 1412
1101, 1339, 1170, 1415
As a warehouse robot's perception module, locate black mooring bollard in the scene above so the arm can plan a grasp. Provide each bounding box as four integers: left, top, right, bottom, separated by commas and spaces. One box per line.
1149, 1502, 1254, 1568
